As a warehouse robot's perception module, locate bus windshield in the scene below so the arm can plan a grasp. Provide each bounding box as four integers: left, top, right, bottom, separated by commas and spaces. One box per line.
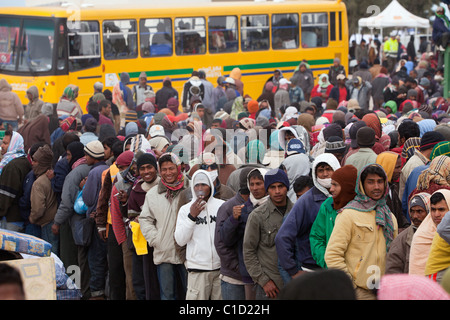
0, 17, 56, 74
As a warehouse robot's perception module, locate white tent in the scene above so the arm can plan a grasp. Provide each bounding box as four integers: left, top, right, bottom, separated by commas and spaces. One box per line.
358, 0, 430, 38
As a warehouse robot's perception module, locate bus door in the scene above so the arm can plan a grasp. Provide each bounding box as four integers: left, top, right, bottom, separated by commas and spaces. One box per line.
67, 20, 102, 110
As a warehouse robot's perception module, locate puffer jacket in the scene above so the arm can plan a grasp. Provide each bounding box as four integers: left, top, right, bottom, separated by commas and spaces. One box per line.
0, 79, 24, 121
175, 170, 224, 271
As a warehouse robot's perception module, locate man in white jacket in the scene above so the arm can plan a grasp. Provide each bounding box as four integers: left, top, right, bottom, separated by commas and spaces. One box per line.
175, 169, 225, 300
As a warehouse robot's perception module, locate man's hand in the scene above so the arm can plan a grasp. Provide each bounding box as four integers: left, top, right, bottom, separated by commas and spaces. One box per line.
263, 280, 279, 299
232, 204, 244, 220
190, 196, 206, 218
51, 223, 60, 235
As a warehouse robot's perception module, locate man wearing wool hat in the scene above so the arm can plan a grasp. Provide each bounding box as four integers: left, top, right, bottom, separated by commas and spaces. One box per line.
243, 168, 293, 299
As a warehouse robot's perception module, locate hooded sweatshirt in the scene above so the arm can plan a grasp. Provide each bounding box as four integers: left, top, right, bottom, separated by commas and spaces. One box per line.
275, 153, 341, 275
175, 170, 224, 270
0, 79, 24, 121
24, 86, 44, 120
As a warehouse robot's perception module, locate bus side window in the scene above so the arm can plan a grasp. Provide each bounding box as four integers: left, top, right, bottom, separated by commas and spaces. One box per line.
140, 18, 173, 57
68, 20, 101, 71
208, 16, 238, 53
272, 13, 299, 50
175, 17, 206, 56
103, 19, 138, 60
241, 14, 269, 52
301, 13, 329, 48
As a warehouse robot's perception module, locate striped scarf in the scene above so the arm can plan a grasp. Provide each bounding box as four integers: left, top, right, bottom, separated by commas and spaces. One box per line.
0, 132, 26, 176
343, 163, 395, 251
159, 152, 185, 201
417, 155, 450, 191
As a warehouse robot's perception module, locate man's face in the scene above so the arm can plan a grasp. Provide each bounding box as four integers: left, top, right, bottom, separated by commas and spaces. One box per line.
284, 131, 295, 141
430, 199, 449, 226
329, 180, 342, 199
1, 134, 11, 156
196, 108, 205, 119
249, 176, 266, 200
139, 163, 157, 183
84, 154, 96, 166
392, 156, 402, 182
160, 161, 178, 184
194, 183, 211, 200
211, 122, 220, 129
316, 164, 333, 179
102, 103, 111, 116
103, 144, 112, 160
31, 158, 39, 171
274, 71, 280, 79
267, 182, 287, 206
410, 205, 428, 227
139, 77, 147, 86
363, 173, 385, 201
296, 186, 310, 199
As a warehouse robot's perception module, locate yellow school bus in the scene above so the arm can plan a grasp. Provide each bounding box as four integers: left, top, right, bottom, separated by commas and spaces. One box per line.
0, 0, 348, 112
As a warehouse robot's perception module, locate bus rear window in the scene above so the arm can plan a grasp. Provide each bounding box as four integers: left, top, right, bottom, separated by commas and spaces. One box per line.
103, 19, 138, 60
272, 13, 299, 50
241, 15, 269, 52
301, 13, 329, 48
140, 18, 173, 57
208, 16, 238, 53
175, 17, 206, 55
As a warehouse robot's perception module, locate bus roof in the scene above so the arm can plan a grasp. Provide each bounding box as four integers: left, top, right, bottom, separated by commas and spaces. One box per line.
0, 0, 345, 19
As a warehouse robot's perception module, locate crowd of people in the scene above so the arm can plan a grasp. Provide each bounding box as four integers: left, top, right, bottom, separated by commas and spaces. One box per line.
2, 13, 450, 300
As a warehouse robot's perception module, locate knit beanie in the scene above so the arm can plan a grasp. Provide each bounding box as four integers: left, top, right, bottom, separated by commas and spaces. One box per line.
430, 141, 450, 160
125, 110, 138, 124
84, 117, 98, 132
419, 131, 445, 152
331, 165, 358, 210
84, 140, 105, 159
247, 100, 259, 114
409, 195, 427, 212
384, 100, 397, 114
325, 136, 346, 154
285, 138, 306, 156
323, 123, 343, 141
33, 144, 53, 172
356, 126, 376, 148
418, 119, 437, 138
349, 120, 367, 148
264, 168, 289, 192
115, 150, 134, 167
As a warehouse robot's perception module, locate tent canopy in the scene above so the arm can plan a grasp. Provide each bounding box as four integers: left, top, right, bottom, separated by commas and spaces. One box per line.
358, 0, 430, 30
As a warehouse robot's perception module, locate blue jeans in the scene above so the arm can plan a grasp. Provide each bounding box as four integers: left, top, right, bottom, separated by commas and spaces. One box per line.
156, 263, 187, 300
41, 221, 59, 256
2, 120, 18, 131
88, 228, 108, 297
221, 280, 246, 300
